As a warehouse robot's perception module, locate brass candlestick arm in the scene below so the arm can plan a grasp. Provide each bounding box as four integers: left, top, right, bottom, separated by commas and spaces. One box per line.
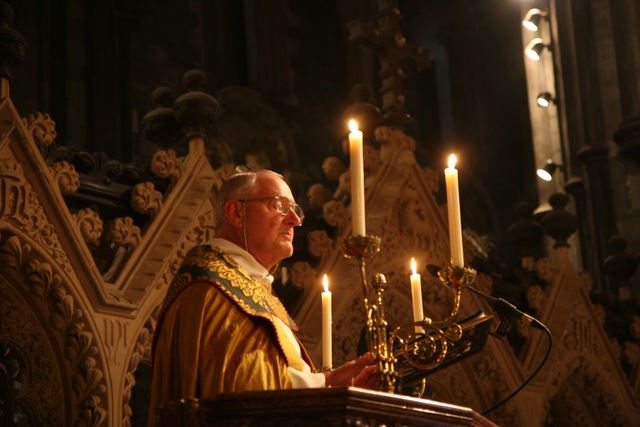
341, 234, 398, 392
341, 234, 382, 259
342, 235, 480, 394
388, 264, 478, 385
437, 265, 477, 289
430, 264, 478, 327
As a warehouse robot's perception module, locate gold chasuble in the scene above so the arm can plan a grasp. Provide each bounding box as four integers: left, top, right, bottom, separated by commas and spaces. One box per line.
149, 245, 312, 425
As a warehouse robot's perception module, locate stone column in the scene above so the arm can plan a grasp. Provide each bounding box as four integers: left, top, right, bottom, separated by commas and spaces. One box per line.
610, 0, 640, 164
576, 145, 617, 293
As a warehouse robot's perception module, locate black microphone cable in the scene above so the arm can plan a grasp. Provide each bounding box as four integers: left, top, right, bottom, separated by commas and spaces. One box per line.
424, 264, 552, 416
466, 285, 552, 416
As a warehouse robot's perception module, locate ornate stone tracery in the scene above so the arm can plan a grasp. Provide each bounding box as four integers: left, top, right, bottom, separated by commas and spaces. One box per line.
0, 232, 107, 426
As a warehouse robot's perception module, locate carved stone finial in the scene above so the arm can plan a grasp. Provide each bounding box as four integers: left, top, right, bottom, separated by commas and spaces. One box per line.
172, 69, 219, 139
0, 1, 26, 79
507, 201, 543, 259
140, 86, 182, 149
540, 192, 578, 248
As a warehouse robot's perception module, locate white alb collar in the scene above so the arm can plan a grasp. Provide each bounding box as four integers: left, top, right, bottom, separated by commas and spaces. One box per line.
208, 238, 274, 291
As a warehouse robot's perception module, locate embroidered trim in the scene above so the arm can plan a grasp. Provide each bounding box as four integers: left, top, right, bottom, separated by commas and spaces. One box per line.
152, 245, 298, 360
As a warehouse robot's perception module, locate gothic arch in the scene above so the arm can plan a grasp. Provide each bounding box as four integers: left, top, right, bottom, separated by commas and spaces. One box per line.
545, 354, 630, 426
0, 228, 109, 426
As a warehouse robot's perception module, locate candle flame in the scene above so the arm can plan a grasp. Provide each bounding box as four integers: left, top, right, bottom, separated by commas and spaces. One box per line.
348, 119, 359, 133
323, 274, 329, 292
411, 258, 417, 275
448, 154, 457, 169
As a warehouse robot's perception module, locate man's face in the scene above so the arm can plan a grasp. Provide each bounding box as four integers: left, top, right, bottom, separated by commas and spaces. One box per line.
243, 174, 302, 270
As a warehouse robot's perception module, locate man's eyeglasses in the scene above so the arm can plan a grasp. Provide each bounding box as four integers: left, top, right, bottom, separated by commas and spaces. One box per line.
239, 195, 305, 226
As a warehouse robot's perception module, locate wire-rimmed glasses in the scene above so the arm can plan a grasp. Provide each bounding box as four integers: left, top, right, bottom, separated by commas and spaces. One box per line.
239, 195, 305, 226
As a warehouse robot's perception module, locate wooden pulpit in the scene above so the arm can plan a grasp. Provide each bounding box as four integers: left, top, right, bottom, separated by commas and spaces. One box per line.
157, 387, 498, 426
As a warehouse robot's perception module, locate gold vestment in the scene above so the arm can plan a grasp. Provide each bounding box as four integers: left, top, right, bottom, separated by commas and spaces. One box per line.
148, 245, 311, 426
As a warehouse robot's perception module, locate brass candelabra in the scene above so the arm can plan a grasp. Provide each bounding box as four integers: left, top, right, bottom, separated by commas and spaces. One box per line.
341, 234, 477, 393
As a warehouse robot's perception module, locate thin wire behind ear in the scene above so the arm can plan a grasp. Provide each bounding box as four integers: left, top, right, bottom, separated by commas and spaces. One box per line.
241, 200, 249, 252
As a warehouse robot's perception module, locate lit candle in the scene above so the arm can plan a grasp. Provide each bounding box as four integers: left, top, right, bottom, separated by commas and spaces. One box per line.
321, 274, 332, 368
348, 120, 366, 236
410, 258, 424, 333
445, 154, 464, 267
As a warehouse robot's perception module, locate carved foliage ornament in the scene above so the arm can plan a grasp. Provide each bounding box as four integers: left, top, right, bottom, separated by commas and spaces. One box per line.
48, 160, 80, 195
131, 182, 163, 216
158, 209, 216, 291
0, 156, 71, 273
23, 112, 57, 147
0, 233, 108, 426
122, 327, 150, 427
151, 149, 183, 183
108, 217, 141, 249
551, 357, 628, 427
0, 284, 64, 425
72, 207, 104, 245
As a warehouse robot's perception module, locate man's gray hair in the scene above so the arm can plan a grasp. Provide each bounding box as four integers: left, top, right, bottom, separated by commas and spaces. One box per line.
213, 170, 284, 228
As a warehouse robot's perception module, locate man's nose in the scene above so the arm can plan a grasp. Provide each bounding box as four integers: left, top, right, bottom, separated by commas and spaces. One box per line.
285, 208, 303, 227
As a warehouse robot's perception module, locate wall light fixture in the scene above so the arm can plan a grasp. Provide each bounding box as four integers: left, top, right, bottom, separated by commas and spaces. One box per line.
525, 38, 551, 61
522, 8, 548, 32
536, 159, 563, 181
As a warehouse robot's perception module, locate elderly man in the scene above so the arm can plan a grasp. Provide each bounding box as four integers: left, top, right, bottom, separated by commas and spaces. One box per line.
149, 170, 376, 426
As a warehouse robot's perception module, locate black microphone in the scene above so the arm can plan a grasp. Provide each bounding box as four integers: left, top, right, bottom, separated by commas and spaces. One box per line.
426, 264, 546, 336
466, 285, 546, 335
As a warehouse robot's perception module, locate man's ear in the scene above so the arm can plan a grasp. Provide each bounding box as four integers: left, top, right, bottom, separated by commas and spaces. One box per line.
225, 200, 244, 227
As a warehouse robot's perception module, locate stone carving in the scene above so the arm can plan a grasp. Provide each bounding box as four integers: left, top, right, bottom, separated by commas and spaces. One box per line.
108, 217, 141, 249
526, 284, 547, 313
0, 233, 107, 426
288, 261, 318, 293
131, 182, 163, 216
72, 207, 103, 245
535, 257, 556, 283
122, 326, 151, 427
0, 280, 64, 426
155, 208, 216, 292
48, 160, 80, 195
151, 149, 183, 183
306, 230, 334, 260
363, 143, 382, 174
322, 156, 346, 182
102, 217, 141, 283
553, 358, 628, 427
23, 112, 57, 147
374, 125, 416, 155
0, 156, 72, 273
306, 183, 332, 209
333, 171, 351, 202
332, 293, 366, 362
322, 199, 349, 231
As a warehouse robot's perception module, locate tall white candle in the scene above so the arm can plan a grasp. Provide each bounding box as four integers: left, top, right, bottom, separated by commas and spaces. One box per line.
321, 274, 332, 368
348, 120, 366, 236
410, 258, 424, 333
445, 154, 464, 267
